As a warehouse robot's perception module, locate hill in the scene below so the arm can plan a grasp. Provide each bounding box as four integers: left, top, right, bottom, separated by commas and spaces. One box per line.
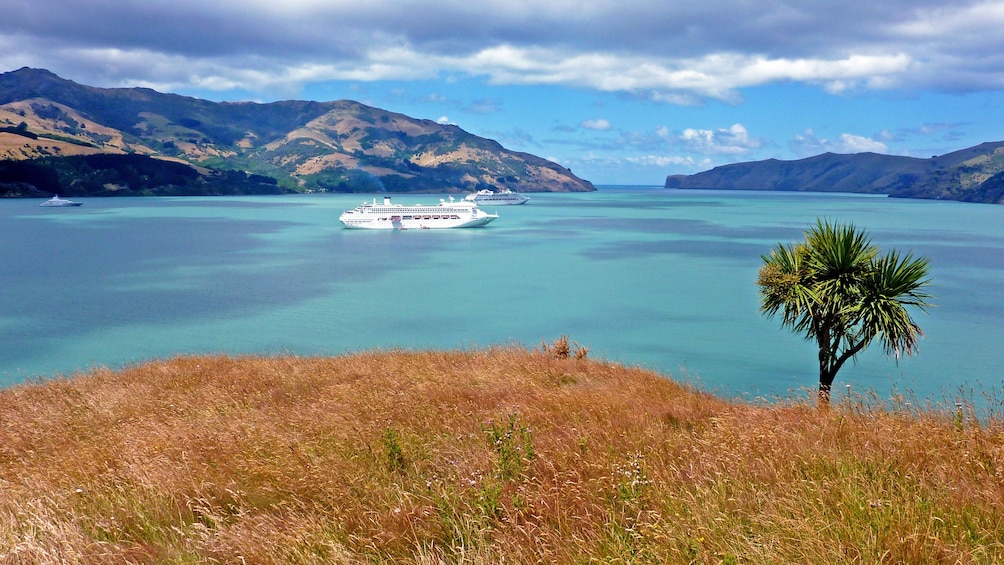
1, 345, 1001, 563
665, 142, 1004, 204
0, 67, 595, 196
0, 153, 289, 197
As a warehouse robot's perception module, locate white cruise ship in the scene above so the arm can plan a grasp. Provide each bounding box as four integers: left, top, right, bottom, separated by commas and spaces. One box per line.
339, 196, 499, 229
464, 188, 529, 205
40, 195, 82, 207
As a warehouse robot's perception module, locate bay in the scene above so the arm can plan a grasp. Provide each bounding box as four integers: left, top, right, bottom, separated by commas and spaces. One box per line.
3, 188, 1002, 408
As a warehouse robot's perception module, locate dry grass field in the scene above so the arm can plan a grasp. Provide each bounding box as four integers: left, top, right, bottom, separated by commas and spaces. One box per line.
1, 341, 1001, 563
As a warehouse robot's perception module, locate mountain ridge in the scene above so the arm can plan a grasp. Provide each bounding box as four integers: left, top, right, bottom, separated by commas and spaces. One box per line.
0, 67, 595, 195
665, 142, 1004, 204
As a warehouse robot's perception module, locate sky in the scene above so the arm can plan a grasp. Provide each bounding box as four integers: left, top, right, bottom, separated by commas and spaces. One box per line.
3, 1, 1004, 185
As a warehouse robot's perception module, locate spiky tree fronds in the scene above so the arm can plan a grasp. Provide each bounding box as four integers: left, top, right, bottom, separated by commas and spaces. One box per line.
757, 220, 933, 402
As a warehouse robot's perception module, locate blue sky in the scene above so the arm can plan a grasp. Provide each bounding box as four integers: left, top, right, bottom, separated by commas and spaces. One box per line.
3, 1, 1004, 185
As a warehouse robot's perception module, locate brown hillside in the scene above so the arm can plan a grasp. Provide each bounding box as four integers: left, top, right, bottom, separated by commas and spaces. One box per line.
0, 68, 596, 194
1, 346, 1001, 563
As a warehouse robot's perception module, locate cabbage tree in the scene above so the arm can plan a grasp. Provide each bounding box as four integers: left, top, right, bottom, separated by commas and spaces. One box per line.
756, 220, 932, 402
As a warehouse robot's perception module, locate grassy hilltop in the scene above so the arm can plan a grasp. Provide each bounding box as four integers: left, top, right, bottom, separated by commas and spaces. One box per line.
1, 344, 1002, 563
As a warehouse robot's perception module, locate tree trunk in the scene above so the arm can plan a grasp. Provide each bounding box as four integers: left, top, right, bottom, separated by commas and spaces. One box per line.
817, 341, 835, 406
818, 370, 835, 405
817, 338, 865, 407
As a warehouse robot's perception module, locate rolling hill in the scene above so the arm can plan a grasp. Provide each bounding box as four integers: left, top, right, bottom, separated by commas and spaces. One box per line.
0, 67, 595, 196
665, 142, 1004, 204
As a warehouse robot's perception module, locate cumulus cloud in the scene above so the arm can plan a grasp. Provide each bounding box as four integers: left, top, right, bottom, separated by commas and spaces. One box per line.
2, 0, 1004, 101
581, 119, 612, 130
791, 129, 890, 156
626, 155, 700, 168
836, 133, 890, 153
680, 124, 762, 155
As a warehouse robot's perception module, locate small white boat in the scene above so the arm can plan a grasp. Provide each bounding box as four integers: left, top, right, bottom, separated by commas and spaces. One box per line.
40, 195, 82, 207
339, 196, 498, 230
464, 188, 529, 205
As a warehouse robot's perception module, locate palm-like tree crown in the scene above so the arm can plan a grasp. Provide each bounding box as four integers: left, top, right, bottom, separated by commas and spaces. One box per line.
757, 220, 932, 397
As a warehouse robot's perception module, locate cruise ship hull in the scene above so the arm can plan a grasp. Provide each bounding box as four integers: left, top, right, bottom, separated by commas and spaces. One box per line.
339, 196, 499, 230
464, 188, 529, 205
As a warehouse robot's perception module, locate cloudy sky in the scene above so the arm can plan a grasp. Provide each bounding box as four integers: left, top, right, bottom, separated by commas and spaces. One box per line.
4, 1, 1004, 185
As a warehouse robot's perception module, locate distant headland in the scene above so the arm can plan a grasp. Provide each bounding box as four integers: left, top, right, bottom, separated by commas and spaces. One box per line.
666, 141, 1004, 204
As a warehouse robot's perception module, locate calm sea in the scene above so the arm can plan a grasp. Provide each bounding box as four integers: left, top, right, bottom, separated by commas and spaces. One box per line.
3, 188, 1002, 407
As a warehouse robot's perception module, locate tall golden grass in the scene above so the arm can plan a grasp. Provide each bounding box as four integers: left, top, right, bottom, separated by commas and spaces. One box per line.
0, 344, 1001, 563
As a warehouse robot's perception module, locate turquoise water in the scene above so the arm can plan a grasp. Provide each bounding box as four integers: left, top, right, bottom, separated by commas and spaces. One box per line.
3, 188, 1002, 406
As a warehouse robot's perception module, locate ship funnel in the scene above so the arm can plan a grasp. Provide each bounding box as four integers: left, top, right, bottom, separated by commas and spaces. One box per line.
384, 196, 392, 205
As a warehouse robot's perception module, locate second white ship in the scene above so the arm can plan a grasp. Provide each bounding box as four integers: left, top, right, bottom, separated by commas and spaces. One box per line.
464, 188, 529, 205
339, 196, 499, 229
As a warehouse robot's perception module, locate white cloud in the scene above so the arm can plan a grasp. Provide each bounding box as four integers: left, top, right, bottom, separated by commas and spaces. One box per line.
626, 155, 697, 167
836, 133, 889, 153
876, 129, 898, 142
5, 0, 1004, 102
893, 2, 1004, 39
581, 118, 612, 130
448, 48, 912, 102
791, 129, 890, 156
680, 123, 761, 155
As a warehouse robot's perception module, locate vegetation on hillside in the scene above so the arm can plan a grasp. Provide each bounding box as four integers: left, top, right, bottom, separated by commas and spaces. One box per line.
665, 142, 1004, 204
0, 68, 595, 195
1, 344, 1001, 563
0, 153, 292, 197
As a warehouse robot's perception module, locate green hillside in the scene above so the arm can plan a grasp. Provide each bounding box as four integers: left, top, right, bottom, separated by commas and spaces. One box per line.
665, 142, 1004, 204
0, 68, 595, 195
